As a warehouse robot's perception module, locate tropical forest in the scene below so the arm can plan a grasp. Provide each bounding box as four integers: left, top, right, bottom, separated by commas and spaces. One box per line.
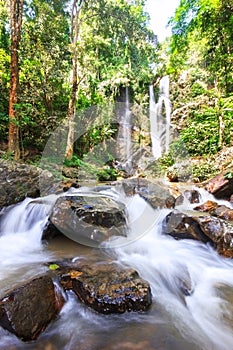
0, 1, 233, 349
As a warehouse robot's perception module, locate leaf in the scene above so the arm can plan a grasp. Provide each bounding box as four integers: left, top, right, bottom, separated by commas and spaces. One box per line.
49, 263, 60, 270
70, 270, 83, 279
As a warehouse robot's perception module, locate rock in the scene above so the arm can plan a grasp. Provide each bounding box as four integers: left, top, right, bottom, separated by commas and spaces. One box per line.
130, 147, 154, 173
195, 216, 233, 258
102, 340, 155, 350
194, 216, 225, 242
49, 194, 127, 245
120, 178, 175, 209
52, 259, 152, 314
205, 168, 233, 200
210, 205, 233, 221
175, 189, 201, 206
0, 159, 54, 207
0, 159, 82, 208
42, 220, 62, 241
0, 275, 65, 341
194, 200, 218, 212
163, 210, 233, 258
162, 210, 210, 242
194, 201, 233, 221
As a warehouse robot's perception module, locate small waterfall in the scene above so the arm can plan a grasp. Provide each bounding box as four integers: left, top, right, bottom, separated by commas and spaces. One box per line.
0, 196, 56, 276
117, 86, 132, 174
0, 196, 55, 235
149, 76, 172, 158
149, 84, 162, 158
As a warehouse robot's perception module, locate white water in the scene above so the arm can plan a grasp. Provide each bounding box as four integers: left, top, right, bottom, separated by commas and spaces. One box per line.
117, 86, 132, 174
149, 76, 172, 158
0, 187, 233, 349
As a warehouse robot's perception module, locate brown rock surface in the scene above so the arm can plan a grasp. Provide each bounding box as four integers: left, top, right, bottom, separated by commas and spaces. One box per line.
0, 275, 65, 341
53, 259, 152, 314
49, 194, 127, 244
205, 168, 233, 200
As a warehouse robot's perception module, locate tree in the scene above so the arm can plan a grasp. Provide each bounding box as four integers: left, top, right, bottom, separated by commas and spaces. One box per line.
0, 0, 10, 140
19, 0, 70, 151
65, 0, 156, 159
65, 0, 86, 159
168, 0, 233, 93
8, 0, 23, 159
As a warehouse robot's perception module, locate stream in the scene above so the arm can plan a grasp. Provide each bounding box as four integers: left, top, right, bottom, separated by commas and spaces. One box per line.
0, 185, 233, 350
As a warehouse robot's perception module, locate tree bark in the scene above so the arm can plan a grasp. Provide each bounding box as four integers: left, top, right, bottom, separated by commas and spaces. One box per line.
8, 0, 23, 160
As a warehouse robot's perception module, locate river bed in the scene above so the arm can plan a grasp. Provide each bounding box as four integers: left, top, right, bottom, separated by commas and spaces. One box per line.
0, 186, 233, 350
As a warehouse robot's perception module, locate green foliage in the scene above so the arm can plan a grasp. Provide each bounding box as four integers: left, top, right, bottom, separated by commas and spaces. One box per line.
0, 151, 14, 161
168, 0, 233, 93
190, 162, 219, 182
0, 0, 157, 157
190, 82, 206, 97
180, 109, 220, 155
0, 112, 8, 140
178, 94, 233, 156
224, 171, 233, 180
97, 167, 118, 181
63, 154, 84, 168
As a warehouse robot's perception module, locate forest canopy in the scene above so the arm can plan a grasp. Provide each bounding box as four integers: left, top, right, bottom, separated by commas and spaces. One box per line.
0, 0, 232, 174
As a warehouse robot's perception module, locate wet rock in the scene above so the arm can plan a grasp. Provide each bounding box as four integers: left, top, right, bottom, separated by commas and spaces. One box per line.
162, 210, 210, 242
42, 220, 62, 241
230, 194, 233, 204
205, 168, 233, 200
0, 275, 65, 341
194, 201, 233, 221
163, 210, 233, 258
194, 216, 233, 257
49, 194, 127, 244
0, 159, 53, 207
194, 216, 225, 242
175, 190, 201, 206
52, 259, 152, 314
210, 205, 233, 221
194, 200, 218, 212
120, 178, 175, 209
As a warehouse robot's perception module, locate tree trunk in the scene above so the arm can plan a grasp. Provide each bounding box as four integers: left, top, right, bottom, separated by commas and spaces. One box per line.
8, 0, 23, 160
65, 0, 85, 160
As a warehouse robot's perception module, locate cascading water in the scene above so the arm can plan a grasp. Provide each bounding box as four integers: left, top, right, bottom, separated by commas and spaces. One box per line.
1, 186, 233, 350
149, 84, 161, 158
117, 86, 132, 174
149, 76, 172, 158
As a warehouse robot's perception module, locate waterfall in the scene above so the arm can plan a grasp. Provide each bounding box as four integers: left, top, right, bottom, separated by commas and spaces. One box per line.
117, 86, 132, 174
149, 84, 161, 158
149, 76, 172, 158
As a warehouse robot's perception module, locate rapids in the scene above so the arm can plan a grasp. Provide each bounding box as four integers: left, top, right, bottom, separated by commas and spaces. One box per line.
0, 185, 233, 350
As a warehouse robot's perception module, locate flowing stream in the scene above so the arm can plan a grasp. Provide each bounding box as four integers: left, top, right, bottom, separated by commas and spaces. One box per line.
0, 186, 233, 350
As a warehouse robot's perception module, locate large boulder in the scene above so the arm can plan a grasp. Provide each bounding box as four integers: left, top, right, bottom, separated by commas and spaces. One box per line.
0, 159, 53, 207
48, 194, 127, 245
0, 275, 65, 341
205, 168, 233, 200
163, 209, 233, 258
52, 259, 152, 314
